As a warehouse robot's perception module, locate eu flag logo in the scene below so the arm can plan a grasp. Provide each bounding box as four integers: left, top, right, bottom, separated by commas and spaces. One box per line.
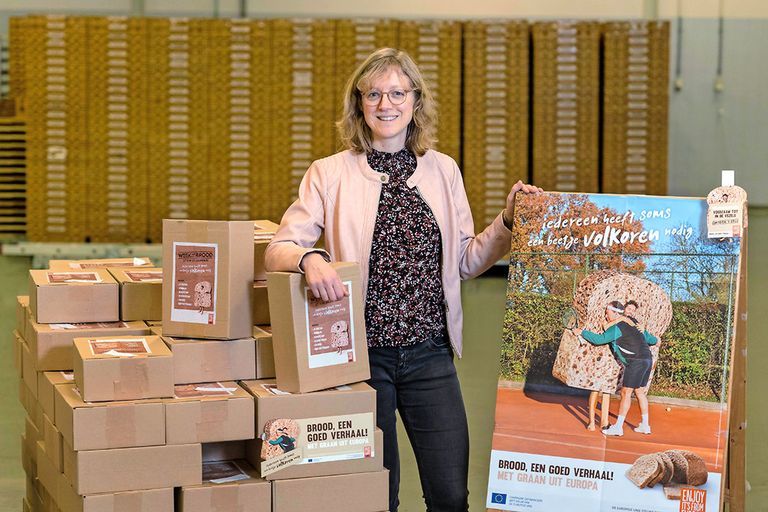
491, 493, 507, 505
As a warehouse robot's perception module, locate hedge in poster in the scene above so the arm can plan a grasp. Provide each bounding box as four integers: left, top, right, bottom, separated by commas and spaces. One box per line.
487, 192, 743, 512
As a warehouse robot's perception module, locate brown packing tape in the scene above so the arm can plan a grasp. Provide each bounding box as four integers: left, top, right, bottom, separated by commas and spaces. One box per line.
199, 397, 231, 427
211, 484, 241, 510
105, 402, 137, 447
202, 341, 228, 376
117, 357, 150, 397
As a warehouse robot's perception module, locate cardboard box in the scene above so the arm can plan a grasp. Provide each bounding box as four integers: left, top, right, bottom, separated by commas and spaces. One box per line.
42, 413, 63, 472
27, 319, 149, 371
267, 262, 370, 392
38, 371, 74, 422
25, 415, 41, 445
241, 380, 376, 436
165, 382, 254, 444
25, 474, 42, 510
153, 327, 255, 384
57, 473, 174, 512
29, 269, 119, 324
253, 281, 270, 325
145, 320, 163, 327
253, 326, 275, 379
21, 434, 36, 479
253, 219, 279, 281
49, 257, 154, 271
17, 295, 29, 338
203, 441, 246, 462
13, 329, 23, 375
108, 267, 163, 321
54, 383, 165, 451
240, 379, 379, 480
179, 459, 271, 512
248, 428, 383, 481
73, 336, 174, 402
21, 339, 38, 398
272, 470, 389, 512
162, 220, 254, 340
36, 440, 59, 504
63, 441, 202, 495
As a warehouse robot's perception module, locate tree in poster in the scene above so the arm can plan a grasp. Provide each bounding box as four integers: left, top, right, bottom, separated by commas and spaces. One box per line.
509, 194, 653, 296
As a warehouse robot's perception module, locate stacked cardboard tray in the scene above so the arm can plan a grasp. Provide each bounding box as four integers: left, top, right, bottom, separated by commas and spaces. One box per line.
398, 20, 462, 162
602, 21, 669, 195
462, 20, 529, 234
85, 16, 149, 243
0, 99, 26, 240
532, 21, 601, 193
23, 15, 88, 242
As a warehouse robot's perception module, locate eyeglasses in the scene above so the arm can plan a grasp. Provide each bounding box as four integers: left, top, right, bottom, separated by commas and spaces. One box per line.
361, 89, 413, 106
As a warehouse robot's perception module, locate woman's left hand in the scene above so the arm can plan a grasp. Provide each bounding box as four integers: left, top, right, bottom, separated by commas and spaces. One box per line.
504, 181, 543, 227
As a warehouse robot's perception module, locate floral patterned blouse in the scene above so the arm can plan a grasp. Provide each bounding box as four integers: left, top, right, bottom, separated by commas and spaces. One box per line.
364, 148, 447, 347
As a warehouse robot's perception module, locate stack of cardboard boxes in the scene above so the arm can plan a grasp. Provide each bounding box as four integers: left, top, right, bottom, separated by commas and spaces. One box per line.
15, 219, 389, 511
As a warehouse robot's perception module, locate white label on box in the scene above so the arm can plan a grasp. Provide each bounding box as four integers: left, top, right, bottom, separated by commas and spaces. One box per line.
89, 338, 150, 356
707, 202, 743, 238
46, 271, 102, 284
305, 281, 355, 369
171, 242, 218, 325
261, 383, 292, 395
60, 371, 74, 381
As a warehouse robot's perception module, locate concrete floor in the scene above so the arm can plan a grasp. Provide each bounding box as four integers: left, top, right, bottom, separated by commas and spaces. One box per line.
0, 207, 765, 511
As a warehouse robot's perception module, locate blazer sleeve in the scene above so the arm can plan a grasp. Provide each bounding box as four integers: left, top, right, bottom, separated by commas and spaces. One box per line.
450, 159, 513, 279
265, 161, 331, 273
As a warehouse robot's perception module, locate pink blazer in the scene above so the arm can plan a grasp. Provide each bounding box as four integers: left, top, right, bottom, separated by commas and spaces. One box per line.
265, 149, 512, 357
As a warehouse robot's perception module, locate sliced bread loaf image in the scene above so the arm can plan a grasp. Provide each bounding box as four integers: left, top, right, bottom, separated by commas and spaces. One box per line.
626, 454, 662, 488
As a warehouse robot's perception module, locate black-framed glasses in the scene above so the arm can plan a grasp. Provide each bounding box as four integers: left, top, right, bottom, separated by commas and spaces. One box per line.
361, 89, 413, 106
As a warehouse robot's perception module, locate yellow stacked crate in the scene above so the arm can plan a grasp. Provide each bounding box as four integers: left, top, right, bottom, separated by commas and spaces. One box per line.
602, 21, 669, 195
248, 20, 273, 221
334, 19, 398, 148
85, 16, 149, 242
0, 103, 26, 239
267, 19, 336, 222
25, 15, 88, 241
398, 20, 462, 162
8, 17, 26, 100
208, 18, 258, 221
462, 21, 529, 234
532, 21, 600, 193
146, 18, 208, 242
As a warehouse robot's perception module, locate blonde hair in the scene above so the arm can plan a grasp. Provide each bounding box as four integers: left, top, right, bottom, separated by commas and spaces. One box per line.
337, 48, 437, 156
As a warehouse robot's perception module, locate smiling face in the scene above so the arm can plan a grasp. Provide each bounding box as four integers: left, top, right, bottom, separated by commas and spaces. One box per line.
362, 67, 415, 153
605, 308, 621, 322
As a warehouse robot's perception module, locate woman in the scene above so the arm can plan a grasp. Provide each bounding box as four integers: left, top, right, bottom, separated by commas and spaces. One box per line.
265, 47, 541, 511
575, 301, 657, 437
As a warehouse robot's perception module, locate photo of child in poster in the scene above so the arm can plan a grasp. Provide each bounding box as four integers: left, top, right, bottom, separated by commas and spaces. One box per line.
486, 192, 743, 512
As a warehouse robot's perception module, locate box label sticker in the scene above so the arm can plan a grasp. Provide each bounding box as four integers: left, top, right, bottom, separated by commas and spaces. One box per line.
174, 382, 235, 398
261, 383, 291, 395
260, 412, 374, 472
707, 203, 743, 238
72, 257, 151, 269
171, 242, 218, 325
47, 272, 102, 283
89, 338, 150, 356
305, 281, 355, 368
202, 460, 250, 483
49, 321, 129, 330
60, 371, 74, 381
124, 270, 163, 282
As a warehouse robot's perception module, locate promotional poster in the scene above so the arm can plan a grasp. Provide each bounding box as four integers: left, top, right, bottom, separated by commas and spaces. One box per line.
487, 192, 743, 512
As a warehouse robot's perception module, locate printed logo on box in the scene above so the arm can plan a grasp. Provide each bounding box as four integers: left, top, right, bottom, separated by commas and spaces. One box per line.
89, 338, 150, 356
46, 272, 102, 284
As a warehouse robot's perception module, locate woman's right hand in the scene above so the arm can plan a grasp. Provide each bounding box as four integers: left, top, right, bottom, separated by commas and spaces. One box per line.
300, 253, 349, 302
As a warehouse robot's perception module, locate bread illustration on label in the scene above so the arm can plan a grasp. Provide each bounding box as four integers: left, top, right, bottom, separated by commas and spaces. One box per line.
626, 449, 708, 499
330, 320, 350, 352
260, 418, 300, 460
194, 281, 212, 310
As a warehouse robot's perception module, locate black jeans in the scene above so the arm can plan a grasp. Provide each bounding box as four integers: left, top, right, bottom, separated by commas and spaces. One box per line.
367, 334, 470, 512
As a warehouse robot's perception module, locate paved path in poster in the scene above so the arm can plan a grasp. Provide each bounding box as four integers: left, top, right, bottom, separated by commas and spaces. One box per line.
492, 387, 728, 471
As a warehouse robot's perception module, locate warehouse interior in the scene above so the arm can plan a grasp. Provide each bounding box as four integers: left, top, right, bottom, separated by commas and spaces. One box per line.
0, 0, 766, 511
